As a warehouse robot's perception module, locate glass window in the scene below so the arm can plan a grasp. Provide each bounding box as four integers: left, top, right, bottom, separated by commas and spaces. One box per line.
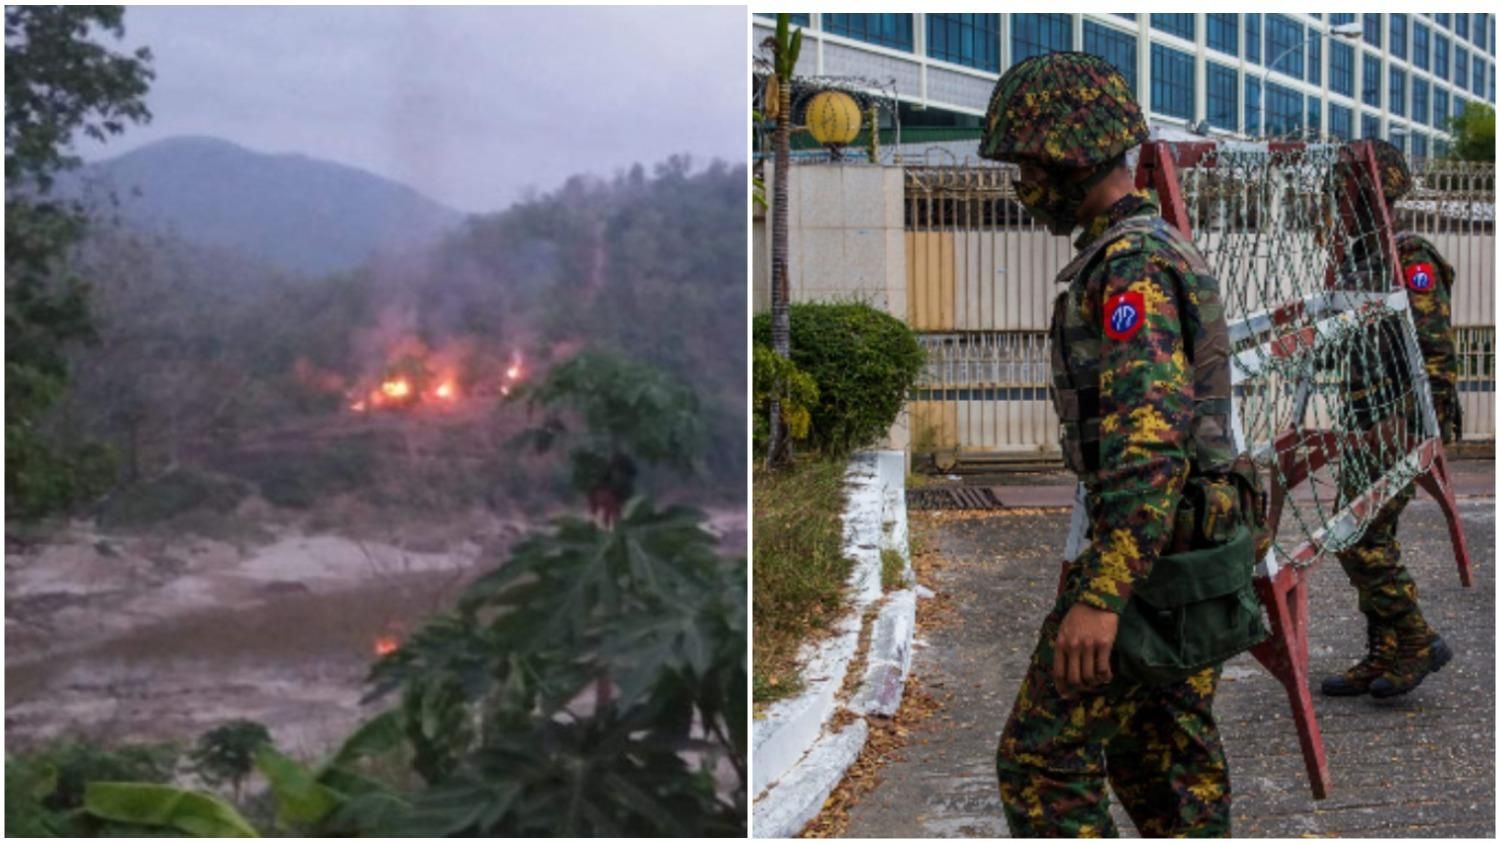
1412, 77, 1429, 124
926, 14, 1000, 71
1389, 14, 1407, 60
1362, 53, 1381, 107
1206, 62, 1238, 130
1361, 111, 1380, 139
1413, 22, 1430, 70
1266, 81, 1303, 135
1266, 15, 1305, 79
1084, 21, 1138, 93
1436, 34, 1450, 80
1308, 31, 1321, 85
1475, 54, 1486, 96
1330, 40, 1355, 96
1331, 13, 1355, 27
1151, 13, 1194, 41
1475, 13, 1487, 50
1456, 13, 1469, 39
1330, 103, 1353, 139
1435, 13, 1450, 29
1435, 137, 1450, 158
1411, 132, 1428, 159
822, 14, 914, 50
1307, 95, 1322, 135
1011, 14, 1072, 63
1246, 76, 1262, 135
1389, 131, 1406, 153
1388, 66, 1406, 116
1247, 14, 1262, 64
1113, 14, 1137, 21
1456, 45, 1469, 89
1150, 43, 1195, 120
1363, 13, 1381, 48
1207, 13, 1238, 57
1433, 86, 1449, 126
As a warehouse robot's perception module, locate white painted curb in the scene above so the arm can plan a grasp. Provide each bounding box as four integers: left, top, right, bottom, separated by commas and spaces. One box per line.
752, 450, 915, 838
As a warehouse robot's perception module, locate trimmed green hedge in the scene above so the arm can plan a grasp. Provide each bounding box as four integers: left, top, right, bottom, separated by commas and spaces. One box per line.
754, 303, 923, 456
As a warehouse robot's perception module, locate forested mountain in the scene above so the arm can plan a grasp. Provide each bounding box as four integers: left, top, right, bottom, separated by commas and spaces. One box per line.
59, 136, 464, 276
54, 155, 747, 514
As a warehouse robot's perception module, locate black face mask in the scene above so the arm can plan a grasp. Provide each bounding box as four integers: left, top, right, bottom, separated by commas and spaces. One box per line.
1014, 162, 1118, 236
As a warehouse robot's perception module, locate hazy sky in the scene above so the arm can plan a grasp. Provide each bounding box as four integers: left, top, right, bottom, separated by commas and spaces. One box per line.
78, 6, 747, 213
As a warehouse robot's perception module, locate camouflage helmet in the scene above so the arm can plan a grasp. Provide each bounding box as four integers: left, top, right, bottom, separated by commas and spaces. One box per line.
1369, 139, 1413, 201
979, 52, 1148, 169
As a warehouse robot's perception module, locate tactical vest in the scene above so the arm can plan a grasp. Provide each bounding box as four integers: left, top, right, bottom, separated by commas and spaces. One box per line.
1049, 215, 1235, 480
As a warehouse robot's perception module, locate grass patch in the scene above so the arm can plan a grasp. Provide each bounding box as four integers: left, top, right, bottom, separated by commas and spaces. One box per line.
753, 456, 851, 705
880, 547, 905, 591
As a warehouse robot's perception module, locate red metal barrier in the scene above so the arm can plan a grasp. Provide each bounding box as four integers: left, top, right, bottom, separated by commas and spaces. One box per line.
1138, 139, 1473, 799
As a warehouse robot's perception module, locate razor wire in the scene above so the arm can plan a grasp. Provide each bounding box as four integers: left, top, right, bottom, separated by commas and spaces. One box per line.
1176, 143, 1440, 570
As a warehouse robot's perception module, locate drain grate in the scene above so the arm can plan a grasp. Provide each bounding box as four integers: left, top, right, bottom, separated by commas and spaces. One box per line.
906, 486, 1005, 510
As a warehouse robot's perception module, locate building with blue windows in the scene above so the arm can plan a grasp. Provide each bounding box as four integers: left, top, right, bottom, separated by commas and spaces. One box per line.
753, 12, 1497, 159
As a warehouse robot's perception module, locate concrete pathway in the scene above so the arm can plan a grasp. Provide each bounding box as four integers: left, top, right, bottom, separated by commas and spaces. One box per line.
845, 476, 1494, 838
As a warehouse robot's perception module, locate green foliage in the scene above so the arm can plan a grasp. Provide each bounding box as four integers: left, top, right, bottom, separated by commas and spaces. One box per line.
751, 457, 851, 703
82, 782, 258, 837
366, 499, 746, 835
773, 13, 804, 81
514, 350, 705, 510
881, 547, 906, 591
5, 5, 152, 520
218, 442, 372, 510
98, 470, 247, 528
5, 754, 68, 836
5, 740, 179, 836
1445, 101, 1495, 162
190, 720, 271, 797
752, 343, 819, 454
753, 303, 925, 456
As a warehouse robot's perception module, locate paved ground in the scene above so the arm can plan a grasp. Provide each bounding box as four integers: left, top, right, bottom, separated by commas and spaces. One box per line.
845, 467, 1494, 838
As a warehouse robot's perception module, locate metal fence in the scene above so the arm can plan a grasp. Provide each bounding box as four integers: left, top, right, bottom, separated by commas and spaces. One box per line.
904, 158, 1496, 462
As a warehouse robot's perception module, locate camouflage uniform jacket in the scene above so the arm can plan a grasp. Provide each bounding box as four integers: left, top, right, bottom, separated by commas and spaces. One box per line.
1052, 189, 1232, 615
1396, 230, 1460, 437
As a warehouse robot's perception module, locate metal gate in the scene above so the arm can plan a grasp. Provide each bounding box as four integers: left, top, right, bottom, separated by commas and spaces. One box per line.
904, 159, 1496, 465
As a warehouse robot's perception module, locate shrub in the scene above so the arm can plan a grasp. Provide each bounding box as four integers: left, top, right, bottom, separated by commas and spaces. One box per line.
751, 343, 818, 455
753, 303, 923, 456
98, 470, 247, 528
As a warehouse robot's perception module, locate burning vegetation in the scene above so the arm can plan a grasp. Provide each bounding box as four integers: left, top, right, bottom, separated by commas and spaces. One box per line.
344, 342, 527, 414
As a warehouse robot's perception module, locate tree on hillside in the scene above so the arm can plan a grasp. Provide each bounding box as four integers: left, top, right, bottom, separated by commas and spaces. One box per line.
1445, 101, 1495, 162
5, 5, 153, 519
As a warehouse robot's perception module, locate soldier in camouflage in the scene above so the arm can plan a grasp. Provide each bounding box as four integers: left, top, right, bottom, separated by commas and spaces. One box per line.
1321, 139, 1457, 699
980, 53, 1243, 837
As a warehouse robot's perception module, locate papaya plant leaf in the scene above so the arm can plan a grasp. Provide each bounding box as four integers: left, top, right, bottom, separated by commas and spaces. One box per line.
82, 782, 259, 837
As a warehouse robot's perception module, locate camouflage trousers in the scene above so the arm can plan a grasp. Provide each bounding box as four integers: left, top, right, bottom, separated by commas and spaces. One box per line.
1335, 482, 1430, 634
995, 587, 1231, 838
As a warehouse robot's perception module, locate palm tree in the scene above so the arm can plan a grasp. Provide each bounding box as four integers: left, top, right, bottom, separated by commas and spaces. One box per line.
765, 14, 801, 468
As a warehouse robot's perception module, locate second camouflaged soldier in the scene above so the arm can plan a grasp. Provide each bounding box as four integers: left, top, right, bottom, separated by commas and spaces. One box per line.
1321, 139, 1458, 699
981, 53, 1263, 837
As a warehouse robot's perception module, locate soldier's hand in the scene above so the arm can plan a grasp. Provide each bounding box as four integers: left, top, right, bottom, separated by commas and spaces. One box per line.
1053, 602, 1119, 698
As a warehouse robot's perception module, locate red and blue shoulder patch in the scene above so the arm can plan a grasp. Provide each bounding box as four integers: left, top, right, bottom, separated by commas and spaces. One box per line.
1103, 290, 1146, 341
1405, 262, 1437, 293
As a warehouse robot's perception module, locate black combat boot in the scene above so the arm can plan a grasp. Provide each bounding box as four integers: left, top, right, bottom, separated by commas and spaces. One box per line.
1320, 620, 1396, 697
1369, 615, 1453, 698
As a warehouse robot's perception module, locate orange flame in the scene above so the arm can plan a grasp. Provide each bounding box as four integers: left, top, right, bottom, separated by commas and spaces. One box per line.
373, 635, 400, 656
381, 378, 411, 399
435, 382, 455, 400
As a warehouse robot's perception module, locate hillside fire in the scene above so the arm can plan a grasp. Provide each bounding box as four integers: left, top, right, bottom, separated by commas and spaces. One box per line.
345, 348, 527, 413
